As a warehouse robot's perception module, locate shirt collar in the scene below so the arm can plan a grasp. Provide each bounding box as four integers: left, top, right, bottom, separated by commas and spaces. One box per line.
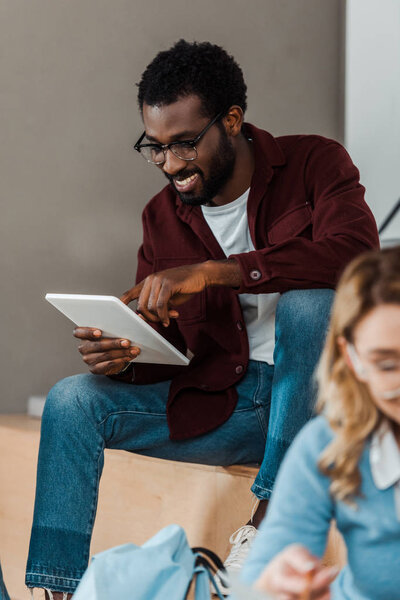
370, 419, 400, 490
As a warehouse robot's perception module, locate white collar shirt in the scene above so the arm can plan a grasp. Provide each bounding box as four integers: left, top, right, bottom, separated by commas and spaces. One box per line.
370, 419, 400, 520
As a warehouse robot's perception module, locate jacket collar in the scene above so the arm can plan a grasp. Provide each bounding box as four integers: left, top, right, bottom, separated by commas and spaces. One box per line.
244, 123, 286, 242
243, 122, 286, 170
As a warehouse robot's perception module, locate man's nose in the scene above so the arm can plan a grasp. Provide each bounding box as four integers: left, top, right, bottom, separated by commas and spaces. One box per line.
162, 149, 187, 176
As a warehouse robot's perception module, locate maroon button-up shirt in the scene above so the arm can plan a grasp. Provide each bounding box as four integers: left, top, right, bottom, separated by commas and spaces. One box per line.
116, 123, 379, 440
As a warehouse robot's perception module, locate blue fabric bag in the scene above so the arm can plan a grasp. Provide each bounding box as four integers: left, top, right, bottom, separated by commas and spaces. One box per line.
73, 524, 225, 600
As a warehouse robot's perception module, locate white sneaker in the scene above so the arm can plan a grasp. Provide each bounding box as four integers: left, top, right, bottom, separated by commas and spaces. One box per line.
215, 525, 257, 595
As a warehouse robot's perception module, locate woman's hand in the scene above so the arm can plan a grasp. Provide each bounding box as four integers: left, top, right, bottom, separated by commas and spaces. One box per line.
254, 544, 338, 600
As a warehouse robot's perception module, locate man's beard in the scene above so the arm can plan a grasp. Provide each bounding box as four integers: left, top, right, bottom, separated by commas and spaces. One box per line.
165, 130, 236, 206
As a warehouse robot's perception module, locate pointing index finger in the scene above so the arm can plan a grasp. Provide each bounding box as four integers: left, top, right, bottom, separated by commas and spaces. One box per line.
120, 283, 143, 305
157, 282, 173, 327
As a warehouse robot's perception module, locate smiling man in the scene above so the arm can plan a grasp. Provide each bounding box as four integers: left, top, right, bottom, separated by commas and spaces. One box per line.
26, 40, 379, 598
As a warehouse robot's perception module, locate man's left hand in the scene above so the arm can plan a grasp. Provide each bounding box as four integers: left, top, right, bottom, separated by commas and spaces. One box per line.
120, 259, 241, 327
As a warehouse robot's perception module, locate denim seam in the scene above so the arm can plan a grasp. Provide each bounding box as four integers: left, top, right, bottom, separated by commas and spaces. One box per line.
74, 390, 106, 438
253, 475, 275, 491
70, 390, 108, 563
252, 362, 269, 439
27, 562, 83, 577
253, 437, 290, 494
250, 361, 262, 409
26, 574, 79, 594
97, 400, 265, 423
84, 438, 105, 543
98, 409, 166, 427
26, 573, 81, 582
251, 481, 273, 500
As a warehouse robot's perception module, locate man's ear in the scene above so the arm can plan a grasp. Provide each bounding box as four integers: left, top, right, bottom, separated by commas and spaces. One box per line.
222, 105, 244, 137
337, 336, 367, 381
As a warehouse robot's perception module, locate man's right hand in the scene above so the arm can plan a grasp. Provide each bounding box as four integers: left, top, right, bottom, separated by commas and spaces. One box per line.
73, 327, 140, 375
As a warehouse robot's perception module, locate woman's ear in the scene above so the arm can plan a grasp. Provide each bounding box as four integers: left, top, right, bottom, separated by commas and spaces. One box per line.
337, 336, 351, 367
337, 336, 367, 381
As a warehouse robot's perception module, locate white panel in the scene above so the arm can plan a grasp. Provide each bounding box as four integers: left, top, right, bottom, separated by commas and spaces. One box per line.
345, 0, 400, 241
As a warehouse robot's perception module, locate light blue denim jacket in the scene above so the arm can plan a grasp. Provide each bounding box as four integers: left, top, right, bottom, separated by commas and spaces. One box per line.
241, 416, 400, 600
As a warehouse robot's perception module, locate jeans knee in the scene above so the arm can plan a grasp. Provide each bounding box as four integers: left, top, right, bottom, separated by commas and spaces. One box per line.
44, 374, 90, 423
276, 288, 335, 332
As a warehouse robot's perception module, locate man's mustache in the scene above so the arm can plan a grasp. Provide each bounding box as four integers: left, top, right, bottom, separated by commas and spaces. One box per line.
165, 168, 203, 184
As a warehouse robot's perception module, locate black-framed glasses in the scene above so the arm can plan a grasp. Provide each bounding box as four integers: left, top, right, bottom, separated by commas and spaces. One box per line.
134, 112, 223, 165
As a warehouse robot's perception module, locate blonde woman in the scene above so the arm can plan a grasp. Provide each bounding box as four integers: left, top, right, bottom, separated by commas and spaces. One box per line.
240, 246, 400, 599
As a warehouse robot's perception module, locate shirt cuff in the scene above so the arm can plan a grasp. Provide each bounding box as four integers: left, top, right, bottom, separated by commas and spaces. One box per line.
229, 251, 270, 293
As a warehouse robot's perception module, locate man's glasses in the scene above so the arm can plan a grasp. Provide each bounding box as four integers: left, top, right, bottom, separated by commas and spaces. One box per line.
134, 112, 223, 165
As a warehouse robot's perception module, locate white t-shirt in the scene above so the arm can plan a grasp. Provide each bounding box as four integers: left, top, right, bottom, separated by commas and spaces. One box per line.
201, 189, 280, 364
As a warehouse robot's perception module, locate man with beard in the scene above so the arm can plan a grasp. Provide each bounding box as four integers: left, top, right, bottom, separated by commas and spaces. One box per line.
26, 40, 379, 598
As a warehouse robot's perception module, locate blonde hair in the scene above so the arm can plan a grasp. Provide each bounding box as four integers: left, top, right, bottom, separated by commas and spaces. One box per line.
317, 245, 400, 504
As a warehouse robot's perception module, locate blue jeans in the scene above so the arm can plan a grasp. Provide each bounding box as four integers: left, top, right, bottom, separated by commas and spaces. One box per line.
26, 289, 334, 593
0, 563, 10, 600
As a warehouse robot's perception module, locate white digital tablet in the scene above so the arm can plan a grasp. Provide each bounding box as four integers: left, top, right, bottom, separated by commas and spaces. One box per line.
45, 293, 190, 366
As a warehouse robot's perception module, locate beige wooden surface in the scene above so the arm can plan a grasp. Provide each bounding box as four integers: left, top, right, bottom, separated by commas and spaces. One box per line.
0, 416, 39, 600
0, 415, 346, 600
0, 415, 257, 599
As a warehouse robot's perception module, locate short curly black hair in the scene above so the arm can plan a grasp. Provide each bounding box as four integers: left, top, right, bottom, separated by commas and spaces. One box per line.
137, 39, 247, 118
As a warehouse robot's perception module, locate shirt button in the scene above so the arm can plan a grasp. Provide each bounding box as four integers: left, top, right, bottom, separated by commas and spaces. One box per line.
235, 365, 244, 375
250, 269, 261, 280
236, 320, 244, 331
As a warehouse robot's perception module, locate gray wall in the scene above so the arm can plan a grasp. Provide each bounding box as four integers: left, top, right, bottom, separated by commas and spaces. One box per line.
0, 0, 344, 412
